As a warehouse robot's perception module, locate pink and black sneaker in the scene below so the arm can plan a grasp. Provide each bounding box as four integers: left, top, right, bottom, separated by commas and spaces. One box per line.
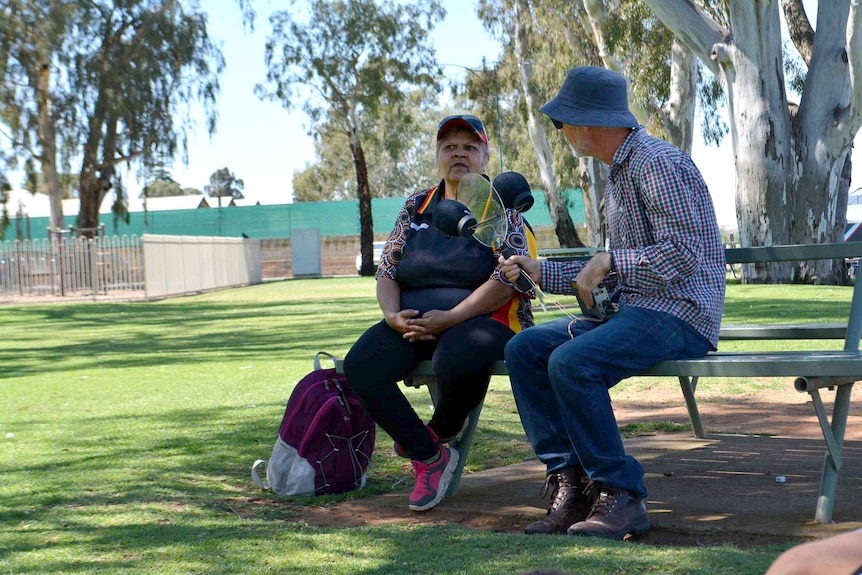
408, 445, 459, 511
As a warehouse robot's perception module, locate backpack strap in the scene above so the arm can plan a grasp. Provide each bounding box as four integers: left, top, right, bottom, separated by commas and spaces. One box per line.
251, 459, 269, 489
314, 351, 339, 371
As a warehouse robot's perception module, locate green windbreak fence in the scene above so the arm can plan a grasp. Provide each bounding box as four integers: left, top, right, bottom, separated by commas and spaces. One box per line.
4, 190, 584, 241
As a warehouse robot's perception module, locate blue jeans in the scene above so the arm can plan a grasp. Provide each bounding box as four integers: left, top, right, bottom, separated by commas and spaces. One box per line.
505, 306, 712, 498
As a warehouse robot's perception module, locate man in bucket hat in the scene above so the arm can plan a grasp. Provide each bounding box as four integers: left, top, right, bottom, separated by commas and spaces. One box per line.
499, 66, 726, 540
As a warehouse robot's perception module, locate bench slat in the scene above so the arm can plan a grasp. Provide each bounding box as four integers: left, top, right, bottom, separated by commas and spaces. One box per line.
725, 242, 862, 263
718, 323, 847, 340
642, 351, 862, 377
410, 352, 862, 379
542, 242, 862, 264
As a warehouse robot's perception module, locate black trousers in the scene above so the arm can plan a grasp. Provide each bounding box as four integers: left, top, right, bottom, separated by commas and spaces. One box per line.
343, 316, 514, 461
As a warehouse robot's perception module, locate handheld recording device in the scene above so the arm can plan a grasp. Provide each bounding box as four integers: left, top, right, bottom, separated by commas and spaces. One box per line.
571, 280, 617, 321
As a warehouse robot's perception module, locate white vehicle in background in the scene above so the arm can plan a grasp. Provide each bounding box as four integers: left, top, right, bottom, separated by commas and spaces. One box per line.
356, 241, 385, 274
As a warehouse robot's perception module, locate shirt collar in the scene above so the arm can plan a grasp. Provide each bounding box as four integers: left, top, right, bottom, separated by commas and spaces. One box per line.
609, 127, 642, 181
416, 180, 447, 214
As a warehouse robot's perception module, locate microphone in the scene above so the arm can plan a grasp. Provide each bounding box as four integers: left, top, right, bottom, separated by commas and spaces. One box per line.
492, 172, 535, 293
432, 199, 476, 237
492, 171, 534, 213
433, 195, 535, 293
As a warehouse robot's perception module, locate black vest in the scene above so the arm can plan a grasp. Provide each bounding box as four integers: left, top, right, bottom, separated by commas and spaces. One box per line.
396, 188, 496, 314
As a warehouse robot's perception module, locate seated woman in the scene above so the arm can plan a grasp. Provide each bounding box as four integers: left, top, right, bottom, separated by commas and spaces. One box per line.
343, 114, 533, 512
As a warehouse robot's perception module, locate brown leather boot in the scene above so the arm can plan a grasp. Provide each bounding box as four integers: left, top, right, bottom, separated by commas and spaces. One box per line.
524, 466, 597, 535
567, 486, 650, 540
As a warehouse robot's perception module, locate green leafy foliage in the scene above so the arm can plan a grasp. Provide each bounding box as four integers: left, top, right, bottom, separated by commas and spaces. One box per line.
292, 92, 440, 202
204, 166, 245, 199
0, 0, 227, 234
697, 68, 729, 146
256, 0, 445, 274
142, 168, 182, 198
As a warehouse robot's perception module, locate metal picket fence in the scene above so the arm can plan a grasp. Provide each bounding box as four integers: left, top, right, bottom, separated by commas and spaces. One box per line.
0, 235, 145, 302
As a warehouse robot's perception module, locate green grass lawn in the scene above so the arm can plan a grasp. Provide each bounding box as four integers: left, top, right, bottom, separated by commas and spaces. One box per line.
1, 278, 853, 574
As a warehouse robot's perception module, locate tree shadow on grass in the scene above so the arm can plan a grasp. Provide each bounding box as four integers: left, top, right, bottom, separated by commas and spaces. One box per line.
0, 296, 379, 379
1, 399, 559, 574
2, 397, 829, 574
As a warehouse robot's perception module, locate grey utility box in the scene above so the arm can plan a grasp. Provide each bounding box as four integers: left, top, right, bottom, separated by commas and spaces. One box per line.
291, 228, 322, 278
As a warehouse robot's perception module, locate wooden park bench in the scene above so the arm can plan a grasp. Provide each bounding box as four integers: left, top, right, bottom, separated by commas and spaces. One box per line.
338, 242, 862, 524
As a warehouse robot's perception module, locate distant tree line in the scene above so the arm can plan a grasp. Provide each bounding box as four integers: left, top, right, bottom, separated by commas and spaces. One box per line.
3, 0, 861, 284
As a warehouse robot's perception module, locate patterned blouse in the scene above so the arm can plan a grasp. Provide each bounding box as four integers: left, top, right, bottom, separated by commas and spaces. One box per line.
541, 128, 725, 348
377, 181, 534, 332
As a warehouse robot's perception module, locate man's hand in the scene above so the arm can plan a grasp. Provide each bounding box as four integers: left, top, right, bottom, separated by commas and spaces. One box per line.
498, 254, 542, 286
574, 252, 612, 307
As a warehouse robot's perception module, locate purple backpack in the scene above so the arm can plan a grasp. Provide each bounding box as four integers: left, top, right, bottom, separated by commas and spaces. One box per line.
252, 352, 375, 495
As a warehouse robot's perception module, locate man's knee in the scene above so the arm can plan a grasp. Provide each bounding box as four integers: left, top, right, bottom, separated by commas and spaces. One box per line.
506, 320, 557, 352
506, 327, 537, 362
547, 345, 610, 388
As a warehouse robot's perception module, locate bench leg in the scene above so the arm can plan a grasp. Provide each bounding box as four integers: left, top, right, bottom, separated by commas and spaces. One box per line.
424, 374, 490, 497
810, 391, 844, 471
813, 383, 853, 524
446, 399, 485, 496
678, 376, 706, 438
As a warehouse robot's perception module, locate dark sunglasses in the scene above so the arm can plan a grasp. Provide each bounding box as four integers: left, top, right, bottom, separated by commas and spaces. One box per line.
551, 118, 563, 130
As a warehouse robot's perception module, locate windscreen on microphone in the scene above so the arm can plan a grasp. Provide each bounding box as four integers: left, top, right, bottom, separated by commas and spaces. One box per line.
493, 171, 534, 213
432, 199, 477, 238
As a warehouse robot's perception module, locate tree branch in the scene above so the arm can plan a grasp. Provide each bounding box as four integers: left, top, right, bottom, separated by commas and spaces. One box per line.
96, 149, 148, 171
642, 0, 728, 77
577, 1, 651, 125
848, 0, 862, 131
782, 0, 814, 66
0, 126, 39, 159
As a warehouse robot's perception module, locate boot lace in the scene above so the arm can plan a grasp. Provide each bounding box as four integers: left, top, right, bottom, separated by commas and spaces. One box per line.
540, 473, 595, 513
588, 490, 619, 519
538, 473, 558, 499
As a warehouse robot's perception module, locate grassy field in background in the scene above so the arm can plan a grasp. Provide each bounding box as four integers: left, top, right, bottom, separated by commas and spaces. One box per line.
0, 278, 854, 574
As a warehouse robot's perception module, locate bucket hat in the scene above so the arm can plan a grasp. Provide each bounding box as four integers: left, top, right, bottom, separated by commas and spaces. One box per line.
540, 66, 638, 129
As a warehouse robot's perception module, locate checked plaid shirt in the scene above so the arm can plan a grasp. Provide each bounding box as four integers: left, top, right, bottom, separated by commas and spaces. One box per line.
541, 127, 726, 348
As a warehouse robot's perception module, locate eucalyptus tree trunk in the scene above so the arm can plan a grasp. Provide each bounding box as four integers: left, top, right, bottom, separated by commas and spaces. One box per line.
513, 0, 583, 248
77, 42, 116, 238
644, 0, 859, 284
717, 4, 792, 258
0, 4, 67, 233
35, 49, 65, 233
662, 40, 697, 155
350, 128, 376, 276
790, 2, 855, 283
79, 113, 120, 237
578, 157, 606, 247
